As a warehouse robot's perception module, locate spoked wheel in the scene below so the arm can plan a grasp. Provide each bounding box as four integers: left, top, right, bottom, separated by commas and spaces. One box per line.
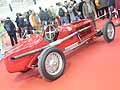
38, 47, 65, 81
44, 25, 58, 42
103, 21, 115, 42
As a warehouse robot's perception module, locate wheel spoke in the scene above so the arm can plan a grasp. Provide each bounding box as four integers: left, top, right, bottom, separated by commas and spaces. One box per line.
45, 52, 63, 75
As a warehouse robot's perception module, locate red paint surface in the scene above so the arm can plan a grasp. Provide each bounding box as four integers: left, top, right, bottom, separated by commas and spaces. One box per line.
0, 19, 120, 90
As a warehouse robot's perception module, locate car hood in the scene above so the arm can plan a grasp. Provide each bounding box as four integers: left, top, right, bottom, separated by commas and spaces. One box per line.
4, 34, 48, 58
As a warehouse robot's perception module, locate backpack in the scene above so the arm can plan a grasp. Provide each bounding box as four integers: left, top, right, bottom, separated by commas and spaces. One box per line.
18, 18, 24, 27
39, 10, 45, 21
5, 23, 11, 32
59, 8, 65, 17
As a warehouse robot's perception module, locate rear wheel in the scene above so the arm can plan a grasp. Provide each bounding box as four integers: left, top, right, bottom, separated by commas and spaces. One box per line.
103, 21, 115, 42
38, 47, 65, 81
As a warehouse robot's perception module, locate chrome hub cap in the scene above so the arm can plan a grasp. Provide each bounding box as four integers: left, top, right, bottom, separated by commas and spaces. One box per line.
45, 52, 63, 75
107, 23, 114, 39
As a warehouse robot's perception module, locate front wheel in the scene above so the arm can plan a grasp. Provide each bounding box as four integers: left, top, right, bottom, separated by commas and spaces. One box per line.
38, 47, 65, 81
103, 21, 115, 42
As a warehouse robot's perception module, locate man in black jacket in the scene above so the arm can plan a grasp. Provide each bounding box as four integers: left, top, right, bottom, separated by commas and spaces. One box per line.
77, 0, 84, 19
4, 17, 18, 46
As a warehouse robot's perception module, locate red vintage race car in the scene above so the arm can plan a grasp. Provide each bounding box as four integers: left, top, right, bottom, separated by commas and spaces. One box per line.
4, 19, 115, 81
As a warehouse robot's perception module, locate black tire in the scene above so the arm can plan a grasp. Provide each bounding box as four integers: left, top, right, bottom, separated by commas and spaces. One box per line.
103, 21, 115, 42
38, 47, 65, 81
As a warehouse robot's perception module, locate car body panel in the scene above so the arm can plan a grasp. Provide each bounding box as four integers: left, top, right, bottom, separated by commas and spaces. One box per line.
4, 19, 95, 73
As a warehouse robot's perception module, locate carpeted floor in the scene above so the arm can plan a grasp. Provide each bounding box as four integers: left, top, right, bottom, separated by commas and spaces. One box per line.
0, 19, 120, 90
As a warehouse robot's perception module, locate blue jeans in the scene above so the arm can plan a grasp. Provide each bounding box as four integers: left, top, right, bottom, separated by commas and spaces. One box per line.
60, 16, 69, 25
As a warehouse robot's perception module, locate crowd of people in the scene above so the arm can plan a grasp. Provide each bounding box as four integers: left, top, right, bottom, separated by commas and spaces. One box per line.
0, 0, 120, 48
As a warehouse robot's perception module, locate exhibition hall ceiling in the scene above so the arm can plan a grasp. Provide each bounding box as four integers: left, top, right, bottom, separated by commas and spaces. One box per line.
0, 0, 63, 18
0, 0, 63, 7
0, 0, 34, 6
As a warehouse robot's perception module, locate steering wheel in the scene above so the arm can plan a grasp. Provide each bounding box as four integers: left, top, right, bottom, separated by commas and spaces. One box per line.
44, 24, 58, 42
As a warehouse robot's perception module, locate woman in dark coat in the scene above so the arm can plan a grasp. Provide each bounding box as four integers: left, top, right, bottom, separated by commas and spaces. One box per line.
4, 17, 18, 46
